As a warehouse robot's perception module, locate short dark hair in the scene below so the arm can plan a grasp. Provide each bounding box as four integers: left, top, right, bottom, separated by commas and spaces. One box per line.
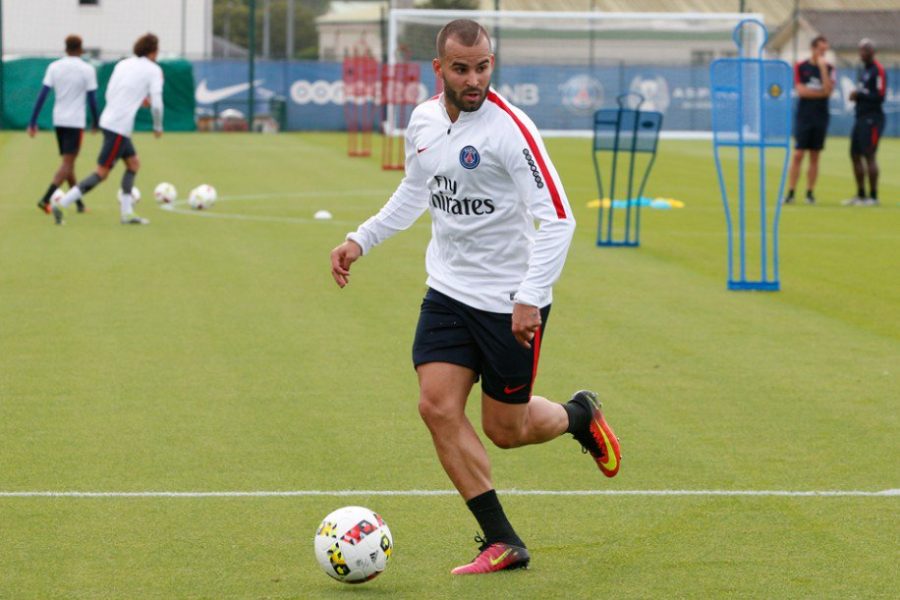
133, 33, 159, 58
436, 19, 491, 58
811, 35, 827, 48
65, 35, 83, 54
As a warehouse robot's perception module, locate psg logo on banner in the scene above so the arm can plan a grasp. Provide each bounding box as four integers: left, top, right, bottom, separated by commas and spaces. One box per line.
459, 145, 480, 169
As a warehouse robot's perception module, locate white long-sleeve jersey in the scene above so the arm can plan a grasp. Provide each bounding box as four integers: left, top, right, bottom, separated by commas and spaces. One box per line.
347, 89, 575, 314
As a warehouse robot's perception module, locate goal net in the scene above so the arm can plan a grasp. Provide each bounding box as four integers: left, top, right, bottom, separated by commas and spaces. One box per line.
388, 9, 765, 138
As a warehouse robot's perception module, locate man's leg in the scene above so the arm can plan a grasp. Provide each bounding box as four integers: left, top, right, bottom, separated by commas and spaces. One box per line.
52, 166, 107, 224
864, 152, 879, 204
785, 148, 805, 203
118, 155, 144, 221
481, 393, 567, 449
417, 362, 530, 574
805, 150, 820, 203
416, 362, 489, 501
852, 154, 866, 197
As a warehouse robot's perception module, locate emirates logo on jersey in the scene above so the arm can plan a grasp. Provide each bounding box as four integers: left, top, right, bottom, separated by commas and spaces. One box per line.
459, 145, 480, 169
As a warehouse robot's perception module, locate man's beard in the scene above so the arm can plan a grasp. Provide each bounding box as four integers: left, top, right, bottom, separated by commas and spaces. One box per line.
444, 79, 489, 113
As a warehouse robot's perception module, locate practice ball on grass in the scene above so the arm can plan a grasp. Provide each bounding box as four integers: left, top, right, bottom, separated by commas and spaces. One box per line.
188, 184, 217, 210
116, 186, 141, 204
154, 182, 177, 204
314, 506, 393, 584
314, 210, 333, 220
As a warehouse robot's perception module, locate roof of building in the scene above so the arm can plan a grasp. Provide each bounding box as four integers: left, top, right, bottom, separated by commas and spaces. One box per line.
793, 9, 900, 51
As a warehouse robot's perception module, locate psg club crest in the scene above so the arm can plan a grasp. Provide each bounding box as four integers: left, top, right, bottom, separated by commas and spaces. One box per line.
459, 145, 480, 169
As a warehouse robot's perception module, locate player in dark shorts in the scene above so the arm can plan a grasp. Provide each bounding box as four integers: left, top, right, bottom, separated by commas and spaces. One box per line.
843, 39, 887, 206
785, 36, 834, 205
28, 35, 98, 214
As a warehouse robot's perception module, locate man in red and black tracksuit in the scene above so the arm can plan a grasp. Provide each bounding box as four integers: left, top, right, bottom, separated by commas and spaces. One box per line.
844, 38, 887, 206
785, 35, 834, 205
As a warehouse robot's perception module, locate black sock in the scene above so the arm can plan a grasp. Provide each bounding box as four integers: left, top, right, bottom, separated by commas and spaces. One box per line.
466, 490, 524, 547
858, 186, 866, 198
564, 397, 591, 434
806, 190, 814, 198
39, 183, 57, 205
870, 188, 877, 200
786, 189, 794, 198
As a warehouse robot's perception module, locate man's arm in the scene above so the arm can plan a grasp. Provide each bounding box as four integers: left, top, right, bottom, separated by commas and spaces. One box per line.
28, 85, 51, 136
794, 61, 830, 99
501, 109, 576, 347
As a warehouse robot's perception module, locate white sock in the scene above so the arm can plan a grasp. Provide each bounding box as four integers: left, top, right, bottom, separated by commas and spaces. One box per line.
59, 186, 82, 208
119, 193, 134, 217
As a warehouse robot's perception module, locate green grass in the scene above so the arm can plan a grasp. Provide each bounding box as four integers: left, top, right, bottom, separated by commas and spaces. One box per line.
1, 130, 897, 599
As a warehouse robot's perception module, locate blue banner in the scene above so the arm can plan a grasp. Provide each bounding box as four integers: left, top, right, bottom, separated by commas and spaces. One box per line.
192, 60, 899, 136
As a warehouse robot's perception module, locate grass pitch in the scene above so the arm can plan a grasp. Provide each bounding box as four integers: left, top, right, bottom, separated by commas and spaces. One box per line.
0, 130, 897, 599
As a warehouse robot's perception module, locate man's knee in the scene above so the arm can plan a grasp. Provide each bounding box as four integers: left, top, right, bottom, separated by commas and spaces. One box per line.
417, 392, 462, 430
482, 415, 524, 450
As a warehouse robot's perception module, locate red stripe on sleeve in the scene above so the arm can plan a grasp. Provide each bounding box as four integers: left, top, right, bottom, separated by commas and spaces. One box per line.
874, 60, 886, 97
793, 61, 802, 85
487, 91, 567, 219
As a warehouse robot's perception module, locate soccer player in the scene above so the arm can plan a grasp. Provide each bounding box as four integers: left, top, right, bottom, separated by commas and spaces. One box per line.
28, 35, 98, 214
785, 35, 834, 205
53, 33, 164, 226
843, 39, 886, 207
330, 19, 621, 575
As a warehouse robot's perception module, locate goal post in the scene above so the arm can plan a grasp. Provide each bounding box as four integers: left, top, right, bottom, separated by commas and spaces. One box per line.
387, 9, 765, 138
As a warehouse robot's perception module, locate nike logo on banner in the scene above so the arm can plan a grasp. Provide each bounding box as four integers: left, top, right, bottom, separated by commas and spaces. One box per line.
503, 383, 527, 395
195, 79, 264, 104
490, 549, 512, 566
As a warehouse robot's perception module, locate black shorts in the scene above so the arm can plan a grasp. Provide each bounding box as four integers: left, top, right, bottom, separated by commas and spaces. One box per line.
97, 129, 136, 169
850, 114, 885, 156
412, 288, 551, 404
55, 126, 83, 156
794, 118, 828, 151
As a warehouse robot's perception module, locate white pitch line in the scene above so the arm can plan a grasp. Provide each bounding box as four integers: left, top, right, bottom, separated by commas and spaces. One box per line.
0, 489, 896, 498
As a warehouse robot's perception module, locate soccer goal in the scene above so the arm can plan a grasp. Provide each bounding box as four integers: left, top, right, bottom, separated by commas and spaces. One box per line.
387, 9, 765, 138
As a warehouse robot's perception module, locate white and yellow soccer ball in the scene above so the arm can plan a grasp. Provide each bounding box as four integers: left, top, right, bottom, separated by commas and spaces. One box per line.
314, 506, 393, 584
154, 182, 177, 204
188, 184, 217, 210
116, 186, 141, 204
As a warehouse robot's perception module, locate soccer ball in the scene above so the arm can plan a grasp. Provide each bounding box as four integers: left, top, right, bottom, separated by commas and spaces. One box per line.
188, 184, 217, 210
313, 506, 393, 584
154, 182, 177, 204
50, 188, 66, 206
117, 186, 141, 204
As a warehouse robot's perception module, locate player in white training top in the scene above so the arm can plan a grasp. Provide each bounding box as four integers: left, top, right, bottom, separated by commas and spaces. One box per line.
330, 19, 622, 575
28, 35, 98, 214
53, 33, 164, 226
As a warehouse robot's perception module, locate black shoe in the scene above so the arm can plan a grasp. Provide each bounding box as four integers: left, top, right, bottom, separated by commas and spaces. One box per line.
805, 193, 816, 205
782, 194, 794, 205
37, 199, 51, 214
76, 199, 86, 213
52, 205, 64, 225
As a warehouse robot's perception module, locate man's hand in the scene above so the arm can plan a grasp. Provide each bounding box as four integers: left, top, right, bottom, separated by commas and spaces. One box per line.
330, 240, 363, 288
511, 302, 541, 349
849, 90, 859, 102
27, 126, 37, 138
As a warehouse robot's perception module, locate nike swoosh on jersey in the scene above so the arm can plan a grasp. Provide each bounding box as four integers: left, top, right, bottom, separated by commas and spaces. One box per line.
417, 147, 428, 154
503, 383, 527, 395
489, 549, 512, 566
195, 79, 264, 104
